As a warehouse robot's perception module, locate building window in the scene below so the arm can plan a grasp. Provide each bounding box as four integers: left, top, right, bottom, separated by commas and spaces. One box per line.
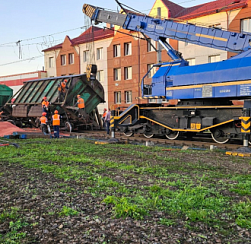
208, 55, 220, 63
186, 58, 195, 66
147, 39, 156, 52
83, 50, 89, 62
49, 57, 54, 68
147, 64, 156, 78
114, 91, 121, 104
124, 66, 132, 80
157, 7, 161, 18
97, 70, 104, 82
61, 55, 66, 66
113, 44, 121, 57
68, 53, 74, 64
124, 42, 132, 56
241, 18, 251, 32
97, 48, 103, 60
114, 68, 121, 81
125, 91, 132, 103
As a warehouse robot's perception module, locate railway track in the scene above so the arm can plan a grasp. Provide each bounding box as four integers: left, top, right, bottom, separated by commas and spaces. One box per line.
70, 130, 245, 151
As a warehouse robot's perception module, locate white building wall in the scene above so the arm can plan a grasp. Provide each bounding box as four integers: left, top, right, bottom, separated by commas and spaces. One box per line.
44, 50, 59, 77
79, 37, 113, 114
178, 10, 240, 65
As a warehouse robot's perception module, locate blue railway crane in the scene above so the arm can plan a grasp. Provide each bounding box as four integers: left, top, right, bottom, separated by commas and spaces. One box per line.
83, 3, 251, 144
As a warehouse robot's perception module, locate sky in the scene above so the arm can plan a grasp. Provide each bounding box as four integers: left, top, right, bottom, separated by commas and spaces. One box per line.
0, 0, 210, 77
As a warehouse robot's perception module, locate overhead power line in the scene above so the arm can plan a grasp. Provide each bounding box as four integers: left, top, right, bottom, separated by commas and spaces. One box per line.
0, 26, 87, 47
0, 55, 43, 67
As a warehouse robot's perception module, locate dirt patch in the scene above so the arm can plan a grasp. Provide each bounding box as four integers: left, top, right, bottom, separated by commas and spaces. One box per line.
0, 121, 25, 137
0, 139, 251, 243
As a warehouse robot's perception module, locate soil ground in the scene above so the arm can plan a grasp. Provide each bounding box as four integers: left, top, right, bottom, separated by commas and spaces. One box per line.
0, 138, 251, 244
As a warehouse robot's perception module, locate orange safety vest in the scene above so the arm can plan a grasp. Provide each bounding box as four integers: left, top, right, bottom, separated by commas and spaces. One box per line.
102, 112, 106, 118
42, 101, 49, 108
77, 98, 85, 109
58, 82, 66, 93
52, 114, 60, 126
40, 116, 47, 125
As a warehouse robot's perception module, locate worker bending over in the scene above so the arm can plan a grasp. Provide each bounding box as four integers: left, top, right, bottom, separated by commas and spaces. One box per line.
40, 112, 48, 135
42, 97, 49, 117
51, 110, 60, 138
58, 79, 68, 102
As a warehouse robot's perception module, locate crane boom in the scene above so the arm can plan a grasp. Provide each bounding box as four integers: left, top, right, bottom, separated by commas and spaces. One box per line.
83, 4, 251, 56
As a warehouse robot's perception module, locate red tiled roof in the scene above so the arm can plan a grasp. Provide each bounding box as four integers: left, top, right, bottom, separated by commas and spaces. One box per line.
43, 26, 114, 52
176, 0, 248, 20
72, 26, 114, 45
161, 0, 184, 17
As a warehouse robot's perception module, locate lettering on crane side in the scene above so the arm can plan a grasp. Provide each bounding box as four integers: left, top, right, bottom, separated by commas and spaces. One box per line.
240, 85, 251, 96
148, 24, 155, 29
156, 25, 164, 30
219, 89, 231, 93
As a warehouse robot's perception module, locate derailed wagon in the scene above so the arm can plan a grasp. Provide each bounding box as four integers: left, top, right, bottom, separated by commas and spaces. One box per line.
3, 68, 105, 131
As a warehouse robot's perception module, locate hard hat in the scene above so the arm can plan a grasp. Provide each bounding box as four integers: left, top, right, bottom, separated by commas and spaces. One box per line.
43, 97, 47, 100
42, 112, 46, 116
54, 110, 58, 114
64, 79, 68, 82
104, 108, 107, 111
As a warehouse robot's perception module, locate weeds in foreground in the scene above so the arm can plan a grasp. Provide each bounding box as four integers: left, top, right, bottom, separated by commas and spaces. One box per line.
58, 206, 79, 217
1, 138, 251, 238
1, 219, 29, 244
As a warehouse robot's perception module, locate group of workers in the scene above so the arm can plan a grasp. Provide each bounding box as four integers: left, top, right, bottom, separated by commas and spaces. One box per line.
40, 109, 60, 138
40, 78, 112, 137
40, 88, 85, 138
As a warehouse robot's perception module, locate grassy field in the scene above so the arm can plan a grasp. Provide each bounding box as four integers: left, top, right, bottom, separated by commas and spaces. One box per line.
0, 138, 251, 243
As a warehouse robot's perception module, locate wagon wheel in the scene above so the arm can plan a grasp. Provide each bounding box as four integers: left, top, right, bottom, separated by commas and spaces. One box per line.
65, 121, 73, 132
165, 131, 179, 140
143, 132, 154, 138
7, 120, 16, 125
143, 125, 154, 138
211, 129, 229, 144
15, 121, 23, 128
123, 130, 134, 137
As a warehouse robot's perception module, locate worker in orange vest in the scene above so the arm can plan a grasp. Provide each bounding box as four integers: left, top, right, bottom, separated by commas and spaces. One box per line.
58, 79, 68, 102
102, 108, 107, 128
42, 97, 50, 117
40, 112, 48, 135
76, 95, 85, 117
51, 110, 60, 138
